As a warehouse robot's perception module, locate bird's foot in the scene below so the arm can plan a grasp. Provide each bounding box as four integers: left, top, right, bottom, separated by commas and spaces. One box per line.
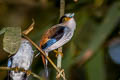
14, 67, 19, 72
53, 50, 63, 57
25, 70, 31, 76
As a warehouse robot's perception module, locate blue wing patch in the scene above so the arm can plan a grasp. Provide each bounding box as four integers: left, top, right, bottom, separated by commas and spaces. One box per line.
42, 38, 57, 50
8, 59, 12, 67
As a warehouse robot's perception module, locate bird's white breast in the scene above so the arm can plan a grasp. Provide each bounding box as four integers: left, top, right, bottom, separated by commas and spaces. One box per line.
10, 39, 34, 80
12, 39, 34, 70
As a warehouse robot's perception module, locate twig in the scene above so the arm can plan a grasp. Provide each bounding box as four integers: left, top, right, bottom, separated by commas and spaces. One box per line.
56, 69, 64, 79
22, 34, 66, 80
31, 72, 43, 80
57, 47, 62, 69
56, 0, 65, 79
22, 19, 35, 35
0, 66, 42, 80
60, 0, 65, 18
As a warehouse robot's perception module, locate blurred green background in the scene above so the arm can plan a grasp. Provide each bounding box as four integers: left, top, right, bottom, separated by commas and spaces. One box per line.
0, 0, 120, 80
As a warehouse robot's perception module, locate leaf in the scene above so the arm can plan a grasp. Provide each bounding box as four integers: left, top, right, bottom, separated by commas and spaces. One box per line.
0, 28, 6, 35
85, 49, 106, 80
3, 27, 21, 55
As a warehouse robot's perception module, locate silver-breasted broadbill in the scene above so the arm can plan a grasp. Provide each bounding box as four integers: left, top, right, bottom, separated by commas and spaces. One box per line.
39, 13, 76, 78
8, 38, 34, 80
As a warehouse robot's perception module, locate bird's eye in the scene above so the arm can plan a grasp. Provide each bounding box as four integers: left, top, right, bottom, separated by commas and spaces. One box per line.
69, 16, 72, 18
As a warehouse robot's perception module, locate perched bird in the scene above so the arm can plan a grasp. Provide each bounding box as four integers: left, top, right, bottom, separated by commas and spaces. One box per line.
8, 38, 34, 80
39, 13, 76, 78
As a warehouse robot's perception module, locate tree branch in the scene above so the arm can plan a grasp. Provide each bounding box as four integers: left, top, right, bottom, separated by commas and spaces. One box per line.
0, 66, 42, 80
56, 0, 65, 79
22, 19, 35, 35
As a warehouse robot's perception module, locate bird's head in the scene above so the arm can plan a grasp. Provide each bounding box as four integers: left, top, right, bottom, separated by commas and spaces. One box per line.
59, 13, 75, 23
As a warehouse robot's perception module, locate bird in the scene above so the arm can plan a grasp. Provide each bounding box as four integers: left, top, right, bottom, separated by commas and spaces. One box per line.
7, 38, 34, 80
38, 13, 76, 78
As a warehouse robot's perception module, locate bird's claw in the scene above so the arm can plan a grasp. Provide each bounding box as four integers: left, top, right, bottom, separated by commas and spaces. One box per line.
25, 70, 31, 76
14, 67, 19, 72
53, 50, 63, 57
22, 69, 31, 76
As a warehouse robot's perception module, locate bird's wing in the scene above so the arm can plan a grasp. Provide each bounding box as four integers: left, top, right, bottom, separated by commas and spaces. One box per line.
39, 25, 68, 78
8, 57, 13, 67
8, 57, 13, 80
40, 25, 68, 50
8, 39, 34, 80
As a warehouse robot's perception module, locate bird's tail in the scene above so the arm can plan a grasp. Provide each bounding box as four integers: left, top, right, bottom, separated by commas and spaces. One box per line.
41, 52, 49, 80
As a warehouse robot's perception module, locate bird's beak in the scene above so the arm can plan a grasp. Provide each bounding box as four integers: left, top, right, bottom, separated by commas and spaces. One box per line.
64, 13, 75, 21
64, 17, 71, 21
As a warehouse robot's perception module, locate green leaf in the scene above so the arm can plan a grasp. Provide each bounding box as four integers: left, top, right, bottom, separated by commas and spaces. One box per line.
0, 28, 6, 35
3, 27, 21, 55
85, 49, 106, 80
